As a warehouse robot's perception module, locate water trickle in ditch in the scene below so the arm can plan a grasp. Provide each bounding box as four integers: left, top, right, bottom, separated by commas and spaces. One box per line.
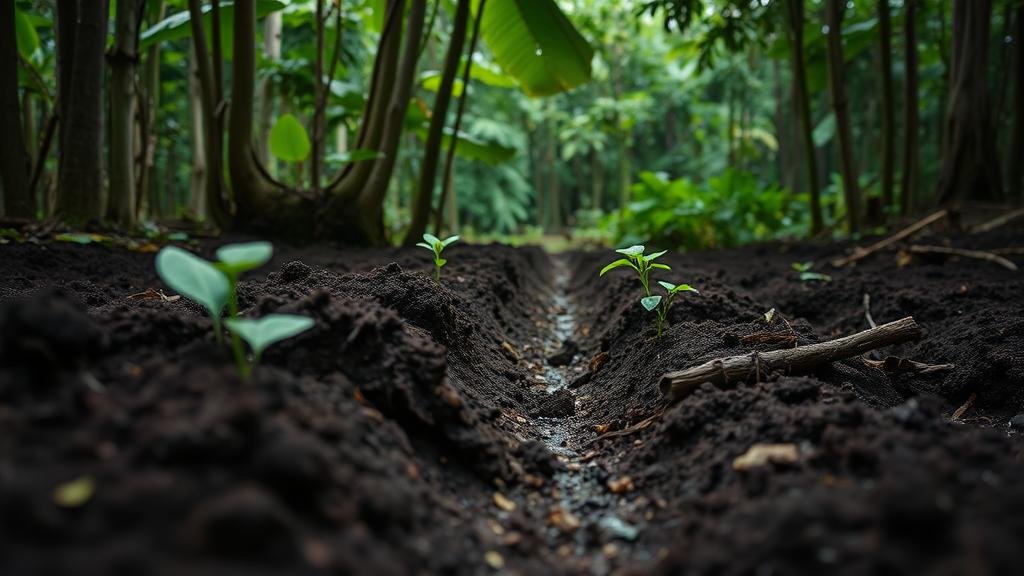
527, 255, 645, 570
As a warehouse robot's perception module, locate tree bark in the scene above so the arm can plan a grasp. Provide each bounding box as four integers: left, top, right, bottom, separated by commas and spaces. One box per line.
258, 11, 282, 172
1010, 4, 1024, 197
139, 0, 166, 221
433, 0, 484, 236
783, 0, 822, 234
55, 0, 107, 224
107, 0, 141, 227
355, 0, 427, 243
900, 0, 920, 215
591, 148, 603, 210
0, 1, 32, 217
187, 0, 230, 228
311, 0, 326, 192
878, 0, 895, 216
659, 316, 922, 404
188, 46, 208, 220
825, 0, 861, 233
937, 0, 1003, 204
404, 0, 470, 245
229, 0, 283, 227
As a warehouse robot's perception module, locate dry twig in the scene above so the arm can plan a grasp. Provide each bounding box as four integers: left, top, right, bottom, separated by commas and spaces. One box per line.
831, 210, 947, 268
907, 244, 1018, 271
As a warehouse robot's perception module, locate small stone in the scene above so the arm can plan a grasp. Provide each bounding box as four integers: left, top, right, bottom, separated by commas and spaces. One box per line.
547, 506, 581, 532
732, 443, 799, 471
484, 551, 504, 570
607, 476, 634, 494
1009, 414, 1024, 430
493, 492, 516, 512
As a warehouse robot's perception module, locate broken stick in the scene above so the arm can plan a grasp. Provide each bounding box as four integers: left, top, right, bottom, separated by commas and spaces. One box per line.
907, 244, 1018, 271
831, 209, 947, 268
658, 317, 922, 404
970, 207, 1024, 235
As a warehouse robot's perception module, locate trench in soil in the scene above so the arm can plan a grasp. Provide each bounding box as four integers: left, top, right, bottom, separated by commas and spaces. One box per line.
522, 254, 645, 563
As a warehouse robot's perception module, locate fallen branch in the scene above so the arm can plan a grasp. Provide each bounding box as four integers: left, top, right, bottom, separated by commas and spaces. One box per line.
862, 356, 954, 375
970, 207, 1024, 235
990, 247, 1024, 255
831, 210, 947, 268
659, 317, 922, 404
907, 244, 1018, 271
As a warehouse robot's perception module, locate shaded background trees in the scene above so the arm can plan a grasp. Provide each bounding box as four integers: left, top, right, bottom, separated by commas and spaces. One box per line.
1, 0, 1022, 250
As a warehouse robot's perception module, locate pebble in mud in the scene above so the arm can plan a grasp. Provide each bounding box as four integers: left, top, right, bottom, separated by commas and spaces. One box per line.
1009, 414, 1024, 431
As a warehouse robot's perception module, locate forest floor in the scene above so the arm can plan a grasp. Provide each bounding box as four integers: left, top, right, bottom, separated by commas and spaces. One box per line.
2, 222, 1024, 575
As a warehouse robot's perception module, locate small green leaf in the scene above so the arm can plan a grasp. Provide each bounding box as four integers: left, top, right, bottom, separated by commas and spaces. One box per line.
764, 308, 776, 323
615, 245, 645, 257
641, 295, 662, 311
269, 113, 311, 163
415, 242, 433, 250
791, 261, 812, 272
55, 233, 95, 244
437, 258, 448, 268
650, 263, 672, 271
226, 314, 315, 359
672, 283, 699, 294
216, 241, 273, 274
645, 250, 668, 262
441, 235, 460, 247
156, 246, 230, 318
423, 233, 441, 246
600, 258, 633, 276
799, 271, 832, 282
15, 8, 39, 60
53, 475, 95, 508
657, 281, 676, 292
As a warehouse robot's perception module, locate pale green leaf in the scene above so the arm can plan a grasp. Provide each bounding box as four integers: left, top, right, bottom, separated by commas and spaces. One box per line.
423, 233, 441, 246
14, 9, 39, 60
442, 235, 460, 247
269, 114, 311, 163
156, 246, 230, 318
615, 245, 645, 257
226, 314, 315, 359
641, 295, 662, 311
599, 258, 633, 276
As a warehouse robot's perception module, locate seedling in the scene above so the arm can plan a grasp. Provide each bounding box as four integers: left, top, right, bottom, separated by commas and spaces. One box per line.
599, 245, 670, 296
225, 314, 315, 377
417, 233, 460, 282
156, 246, 230, 340
156, 241, 312, 378
792, 261, 832, 282
641, 281, 699, 337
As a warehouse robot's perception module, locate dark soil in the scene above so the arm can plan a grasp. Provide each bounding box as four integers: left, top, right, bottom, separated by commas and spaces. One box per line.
1, 224, 1023, 575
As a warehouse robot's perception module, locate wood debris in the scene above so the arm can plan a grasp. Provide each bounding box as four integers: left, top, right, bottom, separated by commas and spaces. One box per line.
126, 287, 180, 302
732, 443, 799, 471
862, 355, 955, 375
492, 492, 516, 512
607, 476, 634, 494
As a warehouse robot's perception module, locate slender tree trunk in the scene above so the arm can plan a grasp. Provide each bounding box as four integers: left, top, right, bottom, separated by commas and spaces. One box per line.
55, 0, 107, 224
619, 130, 632, 211
591, 149, 603, 210
353, 0, 427, 244
784, 0, 822, 234
258, 11, 282, 173
0, 1, 32, 217
1009, 4, 1024, 197
139, 0, 165, 221
547, 121, 560, 231
878, 0, 895, 216
404, 0, 470, 245
937, 0, 1002, 204
825, 0, 861, 233
229, 0, 283, 226
107, 0, 141, 227
188, 47, 208, 219
311, 0, 326, 192
187, 0, 230, 227
433, 0, 484, 236
901, 0, 920, 215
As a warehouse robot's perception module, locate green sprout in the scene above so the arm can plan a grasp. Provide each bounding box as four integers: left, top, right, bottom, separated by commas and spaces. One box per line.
416, 233, 459, 282
641, 281, 700, 337
156, 242, 312, 377
792, 261, 832, 282
225, 315, 315, 377
599, 245, 670, 296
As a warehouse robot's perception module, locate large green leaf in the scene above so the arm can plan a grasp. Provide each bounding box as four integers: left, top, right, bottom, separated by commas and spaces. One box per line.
474, 0, 593, 97
269, 114, 311, 163
14, 8, 39, 60
155, 247, 230, 320
140, 0, 286, 54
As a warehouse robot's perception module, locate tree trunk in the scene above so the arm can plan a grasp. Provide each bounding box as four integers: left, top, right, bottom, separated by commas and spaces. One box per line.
548, 121, 560, 231
878, 0, 895, 216
351, 0, 427, 244
937, 0, 1002, 204
188, 46, 208, 220
0, 1, 32, 217
619, 129, 632, 212
311, 0, 326, 192
107, 0, 141, 227
187, 0, 230, 228
433, 0, 485, 236
55, 0, 107, 225
783, 0, 822, 234
229, 0, 283, 226
900, 0, 920, 215
258, 11, 282, 173
591, 149, 603, 210
825, 0, 861, 233
139, 0, 166, 221
1009, 4, 1024, 197
405, 0, 470, 245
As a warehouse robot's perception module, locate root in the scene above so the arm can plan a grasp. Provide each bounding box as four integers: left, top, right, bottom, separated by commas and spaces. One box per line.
659, 317, 923, 404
